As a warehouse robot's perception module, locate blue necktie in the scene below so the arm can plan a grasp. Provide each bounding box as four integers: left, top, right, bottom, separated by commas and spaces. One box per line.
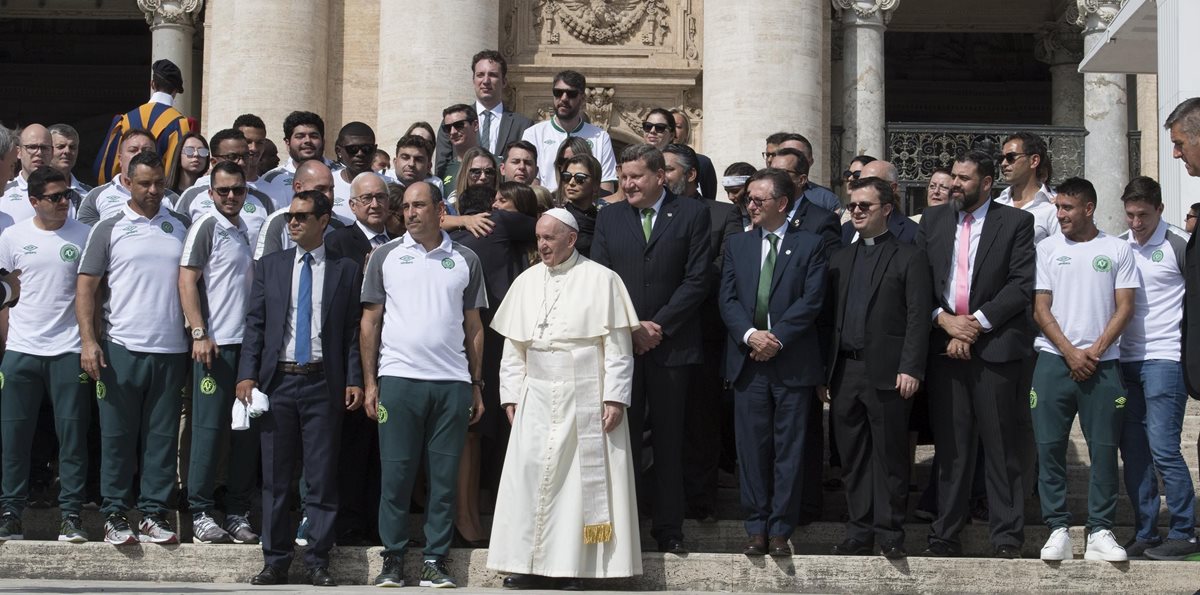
296, 252, 313, 365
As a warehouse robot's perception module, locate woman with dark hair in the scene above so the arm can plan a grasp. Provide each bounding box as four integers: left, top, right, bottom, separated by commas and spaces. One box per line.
172, 132, 209, 193
492, 181, 539, 218
556, 153, 604, 257
404, 121, 436, 146
552, 136, 593, 188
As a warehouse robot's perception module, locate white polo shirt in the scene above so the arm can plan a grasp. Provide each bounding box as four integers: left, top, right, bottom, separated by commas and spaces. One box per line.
361, 232, 487, 382
996, 183, 1059, 244
0, 173, 37, 229
1118, 220, 1189, 362
259, 157, 340, 214
0, 218, 90, 355
521, 119, 617, 192
180, 212, 254, 346
330, 170, 363, 225
1034, 231, 1139, 361
78, 204, 191, 354
174, 184, 275, 242
77, 177, 180, 226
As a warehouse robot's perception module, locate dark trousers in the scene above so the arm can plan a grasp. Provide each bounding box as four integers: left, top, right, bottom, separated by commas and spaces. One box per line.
628, 358, 688, 543
337, 406, 380, 542
260, 370, 342, 570
801, 396, 824, 520
683, 341, 723, 517
927, 355, 1026, 549
831, 358, 911, 547
732, 361, 812, 538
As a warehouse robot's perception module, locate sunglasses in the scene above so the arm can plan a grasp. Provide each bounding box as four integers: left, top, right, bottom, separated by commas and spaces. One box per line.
212, 186, 248, 196
441, 119, 474, 133
341, 143, 377, 156
642, 122, 670, 134
182, 147, 210, 158
552, 88, 581, 99
35, 191, 72, 203
1002, 152, 1028, 164
846, 201, 879, 212
468, 167, 497, 179
560, 171, 591, 185
842, 170, 862, 180
283, 211, 322, 223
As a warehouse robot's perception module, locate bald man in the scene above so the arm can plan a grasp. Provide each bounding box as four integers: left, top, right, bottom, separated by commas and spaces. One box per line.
840, 160, 919, 245
1, 125, 54, 227
254, 160, 344, 261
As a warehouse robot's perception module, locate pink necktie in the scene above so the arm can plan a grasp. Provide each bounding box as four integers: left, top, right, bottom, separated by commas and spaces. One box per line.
955, 213, 974, 315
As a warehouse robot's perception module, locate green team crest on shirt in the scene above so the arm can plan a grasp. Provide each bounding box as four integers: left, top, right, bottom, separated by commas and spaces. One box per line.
1115, 395, 1127, 409
78, 372, 89, 384
1029, 388, 1037, 409
199, 375, 217, 395
441, 257, 455, 269
96, 381, 107, 400
1152, 249, 1164, 263
377, 404, 389, 424
161, 221, 174, 234
60, 244, 80, 262
243, 203, 256, 213
1092, 255, 1112, 272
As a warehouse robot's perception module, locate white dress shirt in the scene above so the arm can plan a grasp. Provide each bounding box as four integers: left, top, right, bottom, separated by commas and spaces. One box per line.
282, 244, 325, 362
477, 101, 504, 155
743, 221, 789, 345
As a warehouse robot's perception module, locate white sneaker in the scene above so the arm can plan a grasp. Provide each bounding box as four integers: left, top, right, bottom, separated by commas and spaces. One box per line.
138, 513, 179, 545
1084, 529, 1128, 562
1040, 526, 1071, 561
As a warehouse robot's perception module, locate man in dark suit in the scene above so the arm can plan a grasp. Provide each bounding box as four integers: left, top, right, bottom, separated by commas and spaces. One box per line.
1167, 98, 1200, 487
825, 176, 931, 559
719, 168, 826, 557
592, 144, 711, 554
238, 190, 364, 587
435, 50, 533, 173
915, 149, 1035, 559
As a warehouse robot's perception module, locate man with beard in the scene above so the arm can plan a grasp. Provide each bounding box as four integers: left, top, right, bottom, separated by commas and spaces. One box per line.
915, 150, 1034, 559
385, 134, 440, 191
259, 111, 333, 211
174, 129, 275, 241
522, 70, 617, 192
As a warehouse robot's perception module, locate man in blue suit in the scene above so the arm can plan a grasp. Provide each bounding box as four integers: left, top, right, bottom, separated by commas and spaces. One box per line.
719, 168, 827, 558
237, 190, 364, 587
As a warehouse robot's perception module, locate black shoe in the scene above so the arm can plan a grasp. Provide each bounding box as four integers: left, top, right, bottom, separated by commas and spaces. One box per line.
881, 543, 908, 559
831, 538, 873, 556
503, 573, 553, 589
374, 554, 404, 587
921, 541, 960, 557
307, 566, 336, 587
768, 535, 792, 557
560, 577, 586, 591
994, 544, 1021, 559
250, 565, 288, 586
743, 534, 767, 556
660, 538, 688, 555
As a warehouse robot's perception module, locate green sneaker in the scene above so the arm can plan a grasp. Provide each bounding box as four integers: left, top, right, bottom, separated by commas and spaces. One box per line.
419, 559, 456, 588
58, 514, 88, 543
374, 553, 404, 587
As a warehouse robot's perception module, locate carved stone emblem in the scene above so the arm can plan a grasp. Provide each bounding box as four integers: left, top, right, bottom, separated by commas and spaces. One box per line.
534, 0, 671, 46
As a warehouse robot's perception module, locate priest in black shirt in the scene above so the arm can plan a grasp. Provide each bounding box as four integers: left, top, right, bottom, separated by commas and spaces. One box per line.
823, 176, 932, 559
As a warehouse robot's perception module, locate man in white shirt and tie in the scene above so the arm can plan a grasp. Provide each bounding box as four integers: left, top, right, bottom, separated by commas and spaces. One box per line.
434, 50, 533, 174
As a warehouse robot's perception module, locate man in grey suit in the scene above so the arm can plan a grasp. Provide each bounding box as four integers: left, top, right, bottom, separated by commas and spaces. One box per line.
435, 50, 532, 173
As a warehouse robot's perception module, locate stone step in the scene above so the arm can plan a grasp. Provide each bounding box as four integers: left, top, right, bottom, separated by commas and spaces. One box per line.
913, 439, 1200, 466
905, 460, 1200, 498
0, 540, 1195, 593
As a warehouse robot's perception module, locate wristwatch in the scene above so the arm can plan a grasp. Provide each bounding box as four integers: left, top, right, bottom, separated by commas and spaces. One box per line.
471, 379, 485, 389
191, 327, 207, 341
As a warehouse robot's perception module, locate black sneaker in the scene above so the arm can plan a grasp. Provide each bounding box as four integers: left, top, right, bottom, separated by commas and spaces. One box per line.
0, 512, 23, 541
419, 559, 456, 588
374, 554, 404, 587
1145, 538, 1200, 561
59, 514, 88, 543
1123, 537, 1160, 558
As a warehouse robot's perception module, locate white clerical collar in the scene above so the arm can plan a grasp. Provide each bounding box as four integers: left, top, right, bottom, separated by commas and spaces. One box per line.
547, 250, 581, 275
861, 230, 889, 246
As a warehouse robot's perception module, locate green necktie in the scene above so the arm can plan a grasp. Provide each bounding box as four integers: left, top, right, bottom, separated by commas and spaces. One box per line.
641, 208, 654, 241
754, 233, 778, 330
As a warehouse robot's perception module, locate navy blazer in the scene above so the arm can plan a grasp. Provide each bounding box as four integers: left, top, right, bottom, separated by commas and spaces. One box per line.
592, 190, 712, 367
238, 246, 364, 398
840, 209, 919, 246
719, 227, 827, 387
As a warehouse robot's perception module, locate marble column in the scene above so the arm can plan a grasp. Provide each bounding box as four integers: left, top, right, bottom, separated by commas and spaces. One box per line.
138, 0, 204, 118
377, 1, 498, 145
1156, 0, 1200, 225
201, 0, 330, 140
702, 0, 825, 179
834, 0, 898, 168
1034, 18, 1084, 128
1077, 0, 1128, 234
1136, 74, 1158, 181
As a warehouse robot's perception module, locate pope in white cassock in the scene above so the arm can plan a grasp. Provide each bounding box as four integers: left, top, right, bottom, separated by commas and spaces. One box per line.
487, 208, 643, 589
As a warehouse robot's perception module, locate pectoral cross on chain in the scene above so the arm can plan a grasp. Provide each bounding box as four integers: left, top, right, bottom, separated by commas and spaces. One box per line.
536, 319, 551, 338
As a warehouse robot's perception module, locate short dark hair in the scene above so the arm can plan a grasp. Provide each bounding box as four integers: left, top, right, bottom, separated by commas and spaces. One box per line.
28, 165, 66, 197
771, 132, 813, 156
395, 134, 432, 158
1120, 175, 1162, 208
210, 160, 246, 182
645, 108, 676, 132
337, 121, 375, 144
283, 111, 325, 140
128, 150, 164, 173
618, 144, 666, 172
1004, 131, 1052, 182
1054, 176, 1098, 206
471, 50, 507, 77
553, 70, 586, 92
747, 168, 795, 211
765, 132, 789, 146
1165, 97, 1200, 137
293, 189, 333, 216
121, 128, 156, 148
442, 104, 477, 122
233, 113, 266, 131
502, 139, 537, 162
555, 137, 593, 172
662, 143, 697, 173
848, 176, 896, 207
458, 184, 496, 216
773, 147, 810, 175
1191, 202, 1200, 214
208, 128, 245, 154
849, 155, 877, 168
404, 121, 435, 139
955, 149, 996, 182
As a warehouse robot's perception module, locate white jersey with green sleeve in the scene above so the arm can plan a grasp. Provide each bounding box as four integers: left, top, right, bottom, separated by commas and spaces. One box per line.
180, 213, 254, 346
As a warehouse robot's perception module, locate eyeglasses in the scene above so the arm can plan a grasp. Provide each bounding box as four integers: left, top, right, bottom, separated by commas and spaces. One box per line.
283, 211, 321, 223
762, 151, 777, 162
34, 191, 72, 203
846, 201, 880, 212
211, 186, 248, 196
182, 147, 210, 158
214, 152, 248, 163
341, 143, 377, 156
642, 122, 670, 134
927, 183, 951, 193
560, 171, 591, 185
352, 192, 388, 205
441, 119, 474, 133
842, 169, 862, 180
747, 196, 776, 207
468, 167, 497, 179
21, 144, 52, 154
1002, 152, 1028, 164
552, 88, 581, 99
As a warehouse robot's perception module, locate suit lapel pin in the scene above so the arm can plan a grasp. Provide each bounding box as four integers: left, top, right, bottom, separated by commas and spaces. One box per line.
667, 212, 673, 217
785, 250, 792, 255
791, 219, 800, 228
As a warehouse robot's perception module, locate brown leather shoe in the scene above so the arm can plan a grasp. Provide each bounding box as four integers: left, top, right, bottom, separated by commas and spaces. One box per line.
769, 535, 792, 557
743, 534, 767, 556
